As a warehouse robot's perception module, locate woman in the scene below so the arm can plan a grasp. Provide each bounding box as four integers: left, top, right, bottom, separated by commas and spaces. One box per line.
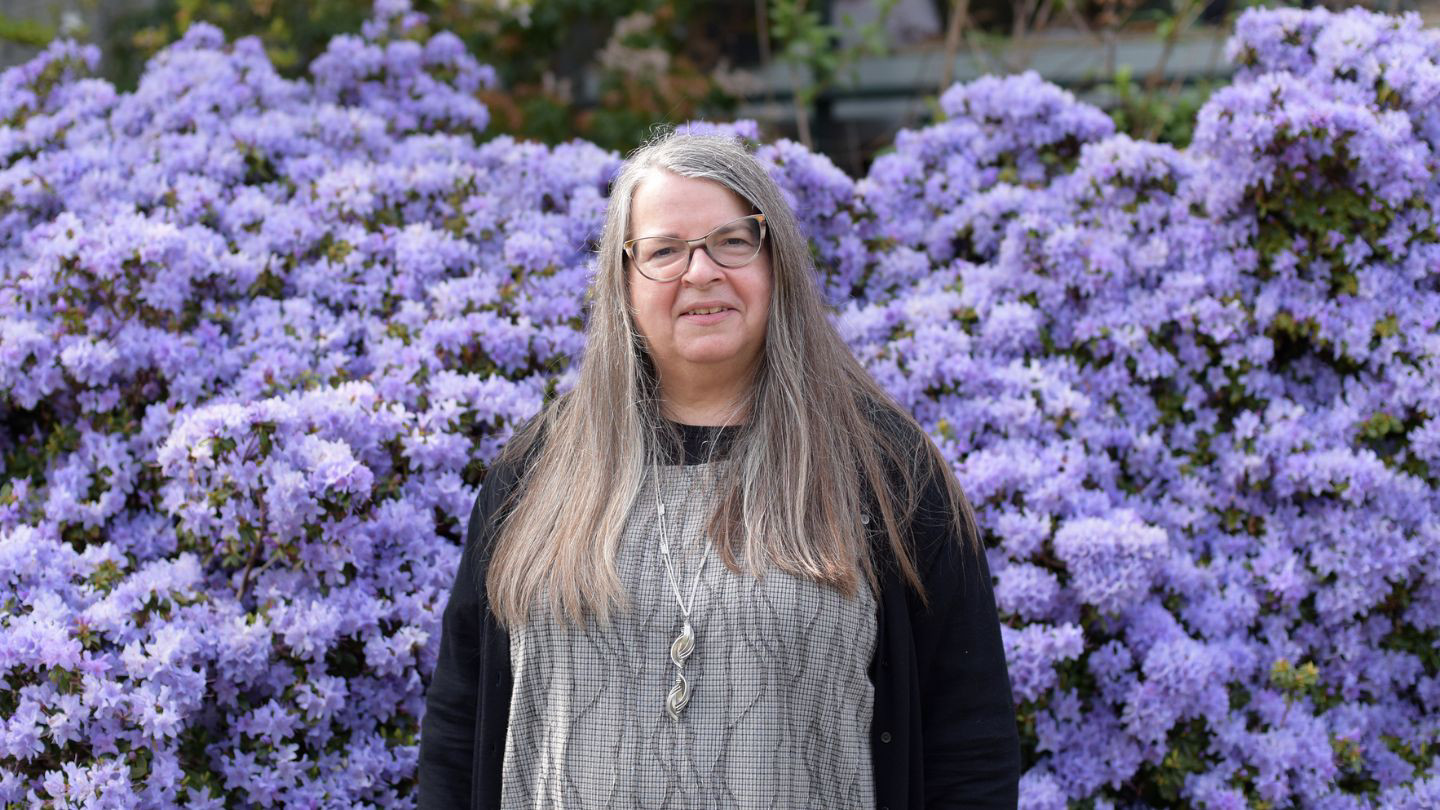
419, 131, 1020, 809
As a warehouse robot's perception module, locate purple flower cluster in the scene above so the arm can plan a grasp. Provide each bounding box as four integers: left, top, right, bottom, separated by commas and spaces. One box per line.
1, 1, 600, 804
829, 6, 1439, 807
2, 2, 1438, 806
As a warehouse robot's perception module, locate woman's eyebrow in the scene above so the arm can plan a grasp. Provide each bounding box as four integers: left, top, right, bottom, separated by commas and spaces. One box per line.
634, 227, 702, 240
633, 216, 750, 241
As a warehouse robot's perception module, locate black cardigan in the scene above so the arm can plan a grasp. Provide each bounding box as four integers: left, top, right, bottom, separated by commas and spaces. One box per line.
418, 420, 1020, 809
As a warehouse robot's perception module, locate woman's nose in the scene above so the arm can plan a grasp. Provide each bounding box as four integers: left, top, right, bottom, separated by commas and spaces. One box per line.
680, 245, 725, 285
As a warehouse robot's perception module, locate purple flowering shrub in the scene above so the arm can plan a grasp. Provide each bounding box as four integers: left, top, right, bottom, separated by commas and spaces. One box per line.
2, 1, 1438, 806
1, 2, 609, 805
830, 7, 1440, 808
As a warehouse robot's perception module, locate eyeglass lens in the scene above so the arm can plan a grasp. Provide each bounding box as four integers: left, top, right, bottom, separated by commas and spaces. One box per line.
631, 217, 762, 278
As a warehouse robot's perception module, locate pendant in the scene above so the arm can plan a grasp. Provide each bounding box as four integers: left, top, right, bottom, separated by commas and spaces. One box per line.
665, 621, 695, 720
665, 671, 691, 720
670, 621, 694, 667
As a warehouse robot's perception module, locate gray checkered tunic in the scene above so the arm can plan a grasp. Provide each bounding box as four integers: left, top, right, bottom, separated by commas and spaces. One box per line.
500, 461, 878, 809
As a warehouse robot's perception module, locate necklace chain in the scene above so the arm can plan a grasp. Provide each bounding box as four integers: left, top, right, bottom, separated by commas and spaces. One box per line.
656, 498, 707, 616
653, 466, 705, 720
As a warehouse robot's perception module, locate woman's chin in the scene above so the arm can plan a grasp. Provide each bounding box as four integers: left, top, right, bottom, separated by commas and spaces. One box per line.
671, 341, 761, 371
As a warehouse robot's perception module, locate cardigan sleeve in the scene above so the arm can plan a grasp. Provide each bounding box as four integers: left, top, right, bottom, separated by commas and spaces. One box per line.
907, 455, 1022, 808
417, 458, 517, 810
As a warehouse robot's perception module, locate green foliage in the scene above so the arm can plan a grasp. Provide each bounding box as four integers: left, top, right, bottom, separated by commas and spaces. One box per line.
1100, 64, 1217, 148
766, 0, 896, 147
1134, 718, 1214, 806
107, 0, 369, 87
100, 0, 742, 155
1270, 657, 1320, 699
86, 559, 126, 594
576, 2, 740, 152
0, 11, 55, 46
770, 0, 895, 107
1251, 126, 1432, 290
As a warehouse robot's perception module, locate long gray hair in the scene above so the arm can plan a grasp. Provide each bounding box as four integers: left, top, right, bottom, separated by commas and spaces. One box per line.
485, 130, 978, 628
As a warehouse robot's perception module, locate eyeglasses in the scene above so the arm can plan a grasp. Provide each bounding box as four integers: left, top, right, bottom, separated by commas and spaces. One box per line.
623, 214, 767, 282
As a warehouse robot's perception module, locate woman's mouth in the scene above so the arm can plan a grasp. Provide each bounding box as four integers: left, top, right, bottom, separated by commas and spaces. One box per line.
680, 306, 734, 324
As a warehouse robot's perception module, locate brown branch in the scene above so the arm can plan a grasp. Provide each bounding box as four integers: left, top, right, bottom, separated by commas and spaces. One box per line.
1009, 0, 1038, 72
940, 0, 970, 93
755, 0, 776, 117
1146, 0, 1205, 92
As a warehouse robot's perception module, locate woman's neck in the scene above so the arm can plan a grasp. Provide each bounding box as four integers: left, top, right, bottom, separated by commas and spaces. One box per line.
658, 383, 751, 427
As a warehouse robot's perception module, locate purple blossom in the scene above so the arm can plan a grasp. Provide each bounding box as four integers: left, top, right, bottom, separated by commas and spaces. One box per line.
993, 561, 1060, 621
1002, 623, 1084, 703
1, 2, 1438, 805
1052, 511, 1168, 616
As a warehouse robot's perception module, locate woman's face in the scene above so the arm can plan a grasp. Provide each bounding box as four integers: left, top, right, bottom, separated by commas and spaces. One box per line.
626, 170, 772, 397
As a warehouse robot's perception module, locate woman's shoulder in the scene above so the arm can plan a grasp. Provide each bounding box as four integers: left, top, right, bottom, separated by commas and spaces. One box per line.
857, 397, 945, 486
487, 391, 571, 485
465, 403, 556, 554
854, 399, 946, 535
857, 397, 980, 564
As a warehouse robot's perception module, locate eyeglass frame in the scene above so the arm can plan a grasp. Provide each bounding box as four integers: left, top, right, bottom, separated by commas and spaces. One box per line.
622, 214, 768, 282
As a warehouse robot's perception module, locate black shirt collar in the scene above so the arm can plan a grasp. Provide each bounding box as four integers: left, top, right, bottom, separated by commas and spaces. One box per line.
664, 419, 741, 465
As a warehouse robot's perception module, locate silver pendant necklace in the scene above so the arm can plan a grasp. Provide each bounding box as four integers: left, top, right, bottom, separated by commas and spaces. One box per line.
653, 466, 707, 720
